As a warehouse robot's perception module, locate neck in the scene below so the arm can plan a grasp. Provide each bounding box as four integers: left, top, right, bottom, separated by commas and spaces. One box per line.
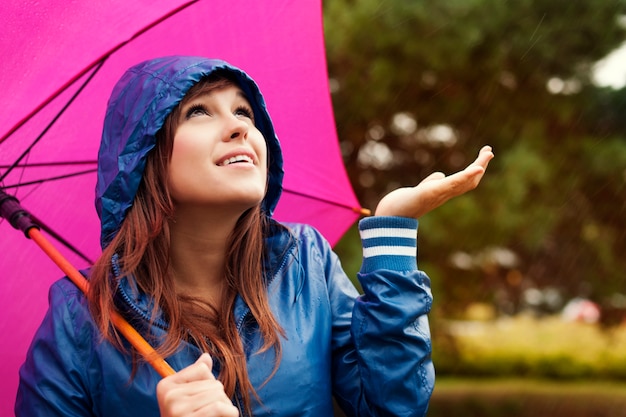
168, 205, 244, 305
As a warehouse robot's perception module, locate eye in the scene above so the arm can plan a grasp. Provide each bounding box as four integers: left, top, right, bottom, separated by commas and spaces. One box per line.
185, 104, 209, 119
234, 105, 255, 122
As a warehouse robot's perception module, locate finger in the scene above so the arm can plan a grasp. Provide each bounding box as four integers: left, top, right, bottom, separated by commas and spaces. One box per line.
471, 145, 494, 169
185, 379, 231, 404
463, 164, 486, 179
429, 146, 492, 190
456, 147, 492, 187
165, 355, 214, 385
158, 379, 232, 416
185, 380, 238, 415
196, 400, 240, 417
438, 165, 485, 197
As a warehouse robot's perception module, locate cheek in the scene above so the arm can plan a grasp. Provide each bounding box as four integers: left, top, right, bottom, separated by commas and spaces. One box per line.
259, 147, 269, 186
170, 130, 210, 172
171, 132, 196, 161
168, 132, 203, 193
252, 131, 268, 178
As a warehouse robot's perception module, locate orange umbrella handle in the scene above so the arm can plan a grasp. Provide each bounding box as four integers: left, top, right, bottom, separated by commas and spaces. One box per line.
28, 228, 175, 377
0, 189, 174, 377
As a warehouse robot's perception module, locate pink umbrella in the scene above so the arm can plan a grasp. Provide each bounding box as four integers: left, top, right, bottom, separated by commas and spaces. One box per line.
0, 1, 365, 413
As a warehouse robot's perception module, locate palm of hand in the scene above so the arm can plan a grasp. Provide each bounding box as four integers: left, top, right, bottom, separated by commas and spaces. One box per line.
374, 146, 494, 219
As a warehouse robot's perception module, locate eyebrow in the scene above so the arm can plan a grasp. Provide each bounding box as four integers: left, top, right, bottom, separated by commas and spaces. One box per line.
237, 90, 252, 103
179, 89, 252, 115
185, 88, 249, 104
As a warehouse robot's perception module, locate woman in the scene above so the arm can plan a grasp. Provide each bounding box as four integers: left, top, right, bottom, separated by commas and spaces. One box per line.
16, 56, 493, 417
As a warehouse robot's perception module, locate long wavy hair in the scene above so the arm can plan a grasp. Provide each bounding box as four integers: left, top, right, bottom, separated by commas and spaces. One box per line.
88, 74, 284, 415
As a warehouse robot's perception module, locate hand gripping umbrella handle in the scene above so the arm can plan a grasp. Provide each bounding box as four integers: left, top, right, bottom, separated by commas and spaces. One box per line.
0, 189, 175, 378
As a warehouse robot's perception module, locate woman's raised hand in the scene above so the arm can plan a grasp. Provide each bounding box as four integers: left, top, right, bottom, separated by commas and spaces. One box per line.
374, 146, 494, 219
157, 353, 239, 417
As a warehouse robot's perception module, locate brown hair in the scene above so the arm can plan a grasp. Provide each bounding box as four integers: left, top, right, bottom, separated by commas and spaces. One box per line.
88, 75, 284, 415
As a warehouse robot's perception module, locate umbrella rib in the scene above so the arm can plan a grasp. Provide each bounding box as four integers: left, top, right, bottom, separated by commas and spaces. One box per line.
282, 187, 370, 215
0, 161, 97, 168
2, 169, 97, 189
28, 213, 95, 265
0, 0, 201, 147
0, 61, 106, 183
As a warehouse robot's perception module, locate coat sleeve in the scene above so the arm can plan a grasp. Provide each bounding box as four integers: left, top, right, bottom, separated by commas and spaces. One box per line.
329, 216, 434, 417
15, 278, 96, 417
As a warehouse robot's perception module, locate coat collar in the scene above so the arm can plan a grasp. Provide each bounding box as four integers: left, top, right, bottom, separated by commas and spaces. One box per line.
112, 219, 296, 330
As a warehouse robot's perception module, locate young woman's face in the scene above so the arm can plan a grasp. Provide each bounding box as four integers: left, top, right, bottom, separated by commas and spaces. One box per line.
168, 84, 267, 212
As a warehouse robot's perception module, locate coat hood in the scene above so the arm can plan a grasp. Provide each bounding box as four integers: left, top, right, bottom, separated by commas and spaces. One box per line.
95, 56, 284, 248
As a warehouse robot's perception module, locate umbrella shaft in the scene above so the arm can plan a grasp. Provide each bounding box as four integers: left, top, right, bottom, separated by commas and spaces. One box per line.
27, 227, 176, 378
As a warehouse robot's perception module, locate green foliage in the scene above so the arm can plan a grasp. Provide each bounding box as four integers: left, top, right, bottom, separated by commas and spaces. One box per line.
324, 0, 626, 311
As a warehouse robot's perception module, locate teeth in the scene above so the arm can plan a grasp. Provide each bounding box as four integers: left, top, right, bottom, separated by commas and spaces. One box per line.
220, 155, 253, 166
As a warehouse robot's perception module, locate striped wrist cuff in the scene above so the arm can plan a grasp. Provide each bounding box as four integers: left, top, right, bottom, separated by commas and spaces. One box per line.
358, 216, 418, 272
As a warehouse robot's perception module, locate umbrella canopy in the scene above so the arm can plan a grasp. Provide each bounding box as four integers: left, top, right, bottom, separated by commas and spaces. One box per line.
0, 0, 363, 413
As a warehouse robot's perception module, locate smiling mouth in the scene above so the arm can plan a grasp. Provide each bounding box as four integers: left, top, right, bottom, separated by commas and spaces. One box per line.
218, 155, 254, 166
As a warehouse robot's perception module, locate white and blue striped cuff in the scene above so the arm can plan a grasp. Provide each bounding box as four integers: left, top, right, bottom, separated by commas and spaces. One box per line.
358, 216, 418, 273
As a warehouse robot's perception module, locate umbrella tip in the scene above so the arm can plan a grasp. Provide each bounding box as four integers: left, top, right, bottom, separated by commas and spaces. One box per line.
353, 207, 372, 217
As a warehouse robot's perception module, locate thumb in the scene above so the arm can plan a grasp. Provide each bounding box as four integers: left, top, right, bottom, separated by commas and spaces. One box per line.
195, 353, 216, 380
421, 171, 446, 183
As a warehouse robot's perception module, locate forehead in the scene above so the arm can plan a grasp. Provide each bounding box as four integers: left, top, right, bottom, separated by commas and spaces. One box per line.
183, 85, 249, 106
182, 75, 246, 103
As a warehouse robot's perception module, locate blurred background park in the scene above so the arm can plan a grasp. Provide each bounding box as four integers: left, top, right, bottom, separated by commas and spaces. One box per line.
323, 1, 626, 415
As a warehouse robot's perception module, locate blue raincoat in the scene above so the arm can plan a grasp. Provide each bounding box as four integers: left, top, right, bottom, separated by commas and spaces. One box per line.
16, 56, 434, 417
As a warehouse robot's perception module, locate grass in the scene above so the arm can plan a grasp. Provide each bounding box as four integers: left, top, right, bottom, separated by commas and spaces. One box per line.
434, 314, 626, 379
429, 315, 626, 416
430, 378, 626, 417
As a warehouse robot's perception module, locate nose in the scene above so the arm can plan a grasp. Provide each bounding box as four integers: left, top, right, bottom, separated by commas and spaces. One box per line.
225, 116, 249, 141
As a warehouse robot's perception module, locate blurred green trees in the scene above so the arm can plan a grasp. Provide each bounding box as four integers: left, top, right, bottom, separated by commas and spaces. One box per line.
324, 0, 626, 317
